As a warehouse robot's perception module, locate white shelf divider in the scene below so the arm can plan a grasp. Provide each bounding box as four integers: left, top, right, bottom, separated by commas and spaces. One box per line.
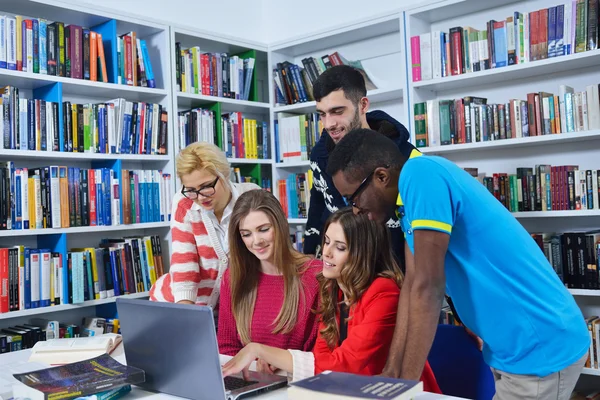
0, 222, 171, 238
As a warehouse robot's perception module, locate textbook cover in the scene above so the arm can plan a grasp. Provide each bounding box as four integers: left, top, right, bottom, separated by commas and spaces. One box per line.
12, 354, 144, 400
288, 371, 423, 399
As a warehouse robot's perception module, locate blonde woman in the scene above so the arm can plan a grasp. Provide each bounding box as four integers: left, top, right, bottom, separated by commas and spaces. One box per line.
149, 142, 259, 308
218, 190, 321, 359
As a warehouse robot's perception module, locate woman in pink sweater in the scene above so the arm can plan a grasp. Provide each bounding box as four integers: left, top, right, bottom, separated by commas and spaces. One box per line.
149, 142, 259, 307
218, 189, 322, 360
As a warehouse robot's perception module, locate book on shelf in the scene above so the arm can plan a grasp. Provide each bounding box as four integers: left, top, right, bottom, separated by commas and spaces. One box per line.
414, 83, 600, 148
411, 1, 599, 82
175, 42, 255, 100
0, 86, 169, 155
278, 171, 312, 219
274, 113, 322, 163
12, 353, 145, 400
28, 332, 122, 365
2, 165, 171, 231
230, 167, 271, 191
274, 51, 377, 106
0, 235, 165, 314
288, 371, 422, 399
177, 108, 270, 160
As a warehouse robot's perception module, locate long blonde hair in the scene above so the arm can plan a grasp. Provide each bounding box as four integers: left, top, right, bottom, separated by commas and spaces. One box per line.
228, 190, 311, 345
316, 207, 403, 349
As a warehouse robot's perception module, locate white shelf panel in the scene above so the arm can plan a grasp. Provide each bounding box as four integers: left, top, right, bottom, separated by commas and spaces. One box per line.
177, 92, 270, 113
569, 289, 600, 297
0, 292, 150, 320
419, 130, 600, 155
228, 158, 273, 165
408, 0, 520, 23
412, 49, 600, 92
275, 160, 311, 168
0, 68, 168, 101
0, 221, 170, 238
288, 218, 307, 225
513, 210, 600, 219
274, 87, 403, 114
582, 368, 600, 376
0, 149, 170, 162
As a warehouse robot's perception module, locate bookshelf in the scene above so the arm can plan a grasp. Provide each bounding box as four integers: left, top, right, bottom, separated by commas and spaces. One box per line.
0, 0, 174, 335
406, 0, 600, 389
268, 13, 409, 225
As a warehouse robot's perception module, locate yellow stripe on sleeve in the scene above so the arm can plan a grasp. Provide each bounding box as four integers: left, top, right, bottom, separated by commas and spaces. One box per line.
411, 219, 452, 234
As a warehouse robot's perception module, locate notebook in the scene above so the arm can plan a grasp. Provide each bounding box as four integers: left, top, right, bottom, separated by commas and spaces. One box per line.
27, 333, 122, 365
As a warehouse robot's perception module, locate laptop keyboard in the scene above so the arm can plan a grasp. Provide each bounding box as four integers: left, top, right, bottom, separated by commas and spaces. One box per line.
224, 376, 258, 391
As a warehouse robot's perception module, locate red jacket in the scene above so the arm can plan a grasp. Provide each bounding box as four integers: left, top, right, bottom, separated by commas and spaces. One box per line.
312, 277, 441, 393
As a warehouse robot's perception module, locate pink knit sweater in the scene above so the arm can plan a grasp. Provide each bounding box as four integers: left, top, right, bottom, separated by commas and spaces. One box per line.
217, 259, 322, 356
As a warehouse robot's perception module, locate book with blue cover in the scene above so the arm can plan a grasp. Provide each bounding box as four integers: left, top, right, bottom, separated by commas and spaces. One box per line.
288, 371, 423, 399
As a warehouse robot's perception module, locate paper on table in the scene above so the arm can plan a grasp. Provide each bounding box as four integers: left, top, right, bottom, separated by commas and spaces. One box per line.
0, 360, 48, 400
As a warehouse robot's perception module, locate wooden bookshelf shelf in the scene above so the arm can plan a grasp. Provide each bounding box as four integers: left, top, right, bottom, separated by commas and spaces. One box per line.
0, 291, 150, 320
0, 222, 170, 238
512, 210, 600, 219
275, 160, 311, 168
288, 218, 308, 224
274, 87, 403, 114
0, 68, 168, 101
177, 92, 270, 113
0, 149, 170, 162
228, 158, 272, 165
569, 289, 600, 297
412, 49, 600, 92
419, 130, 600, 155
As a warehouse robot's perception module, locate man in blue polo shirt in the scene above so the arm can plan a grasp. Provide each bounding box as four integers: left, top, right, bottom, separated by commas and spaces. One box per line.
328, 128, 589, 399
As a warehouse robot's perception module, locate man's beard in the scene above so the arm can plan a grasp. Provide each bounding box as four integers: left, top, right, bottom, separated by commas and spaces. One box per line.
347, 109, 362, 132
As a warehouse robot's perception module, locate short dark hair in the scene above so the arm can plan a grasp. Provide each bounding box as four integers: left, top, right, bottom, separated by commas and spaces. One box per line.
327, 128, 404, 182
312, 65, 366, 105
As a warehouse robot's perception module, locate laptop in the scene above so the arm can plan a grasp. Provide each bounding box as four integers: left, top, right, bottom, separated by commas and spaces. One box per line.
116, 298, 288, 400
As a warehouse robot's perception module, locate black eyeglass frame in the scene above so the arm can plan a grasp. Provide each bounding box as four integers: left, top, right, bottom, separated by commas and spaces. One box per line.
181, 176, 220, 199
344, 164, 390, 208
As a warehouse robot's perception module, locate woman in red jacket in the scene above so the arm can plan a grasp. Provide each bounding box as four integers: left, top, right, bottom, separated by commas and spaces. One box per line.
222, 208, 441, 393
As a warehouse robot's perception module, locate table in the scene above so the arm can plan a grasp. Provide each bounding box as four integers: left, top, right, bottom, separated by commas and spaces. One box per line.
0, 344, 467, 400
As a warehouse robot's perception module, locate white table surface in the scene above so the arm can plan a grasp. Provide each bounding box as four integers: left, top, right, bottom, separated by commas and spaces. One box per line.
0, 343, 467, 400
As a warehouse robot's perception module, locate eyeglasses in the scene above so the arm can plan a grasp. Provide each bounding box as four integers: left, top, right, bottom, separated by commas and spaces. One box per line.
343, 165, 389, 209
181, 176, 219, 199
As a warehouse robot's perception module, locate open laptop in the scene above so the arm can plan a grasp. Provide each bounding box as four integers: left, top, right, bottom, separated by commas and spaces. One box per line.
116, 298, 288, 400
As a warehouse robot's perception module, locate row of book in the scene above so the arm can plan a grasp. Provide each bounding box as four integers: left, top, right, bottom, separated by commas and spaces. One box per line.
0, 16, 155, 87
469, 165, 600, 213
174, 43, 255, 100
277, 172, 312, 219
274, 52, 377, 106
0, 316, 122, 353
0, 235, 165, 314
0, 87, 169, 154
176, 109, 269, 159
0, 164, 172, 231
414, 83, 600, 147
531, 231, 599, 290
411, 1, 599, 82
229, 167, 271, 191
274, 113, 322, 163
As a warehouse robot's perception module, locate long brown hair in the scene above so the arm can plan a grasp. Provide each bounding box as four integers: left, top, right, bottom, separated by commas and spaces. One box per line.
316, 207, 403, 348
228, 190, 311, 345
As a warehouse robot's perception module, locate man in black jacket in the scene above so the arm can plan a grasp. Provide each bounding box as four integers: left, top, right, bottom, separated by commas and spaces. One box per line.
303, 65, 417, 266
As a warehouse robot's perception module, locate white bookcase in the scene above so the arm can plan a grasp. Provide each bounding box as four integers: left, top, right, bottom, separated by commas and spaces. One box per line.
406, 0, 600, 389
0, 0, 175, 332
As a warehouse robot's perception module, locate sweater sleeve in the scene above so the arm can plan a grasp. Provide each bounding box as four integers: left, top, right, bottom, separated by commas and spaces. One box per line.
303, 163, 326, 255
169, 194, 201, 303
288, 349, 316, 382
217, 271, 243, 356
312, 285, 399, 375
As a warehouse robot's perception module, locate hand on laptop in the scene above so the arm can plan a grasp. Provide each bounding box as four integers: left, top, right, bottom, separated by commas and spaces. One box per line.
256, 359, 276, 375
222, 343, 260, 378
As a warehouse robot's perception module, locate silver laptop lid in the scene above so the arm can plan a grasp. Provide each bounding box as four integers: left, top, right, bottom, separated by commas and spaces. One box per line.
116, 298, 227, 400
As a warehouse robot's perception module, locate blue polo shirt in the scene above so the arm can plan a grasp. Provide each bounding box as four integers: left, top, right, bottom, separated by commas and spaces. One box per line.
397, 151, 589, 376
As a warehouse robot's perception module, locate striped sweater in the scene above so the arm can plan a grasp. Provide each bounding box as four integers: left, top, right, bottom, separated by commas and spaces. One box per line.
149, 182, 259, 307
